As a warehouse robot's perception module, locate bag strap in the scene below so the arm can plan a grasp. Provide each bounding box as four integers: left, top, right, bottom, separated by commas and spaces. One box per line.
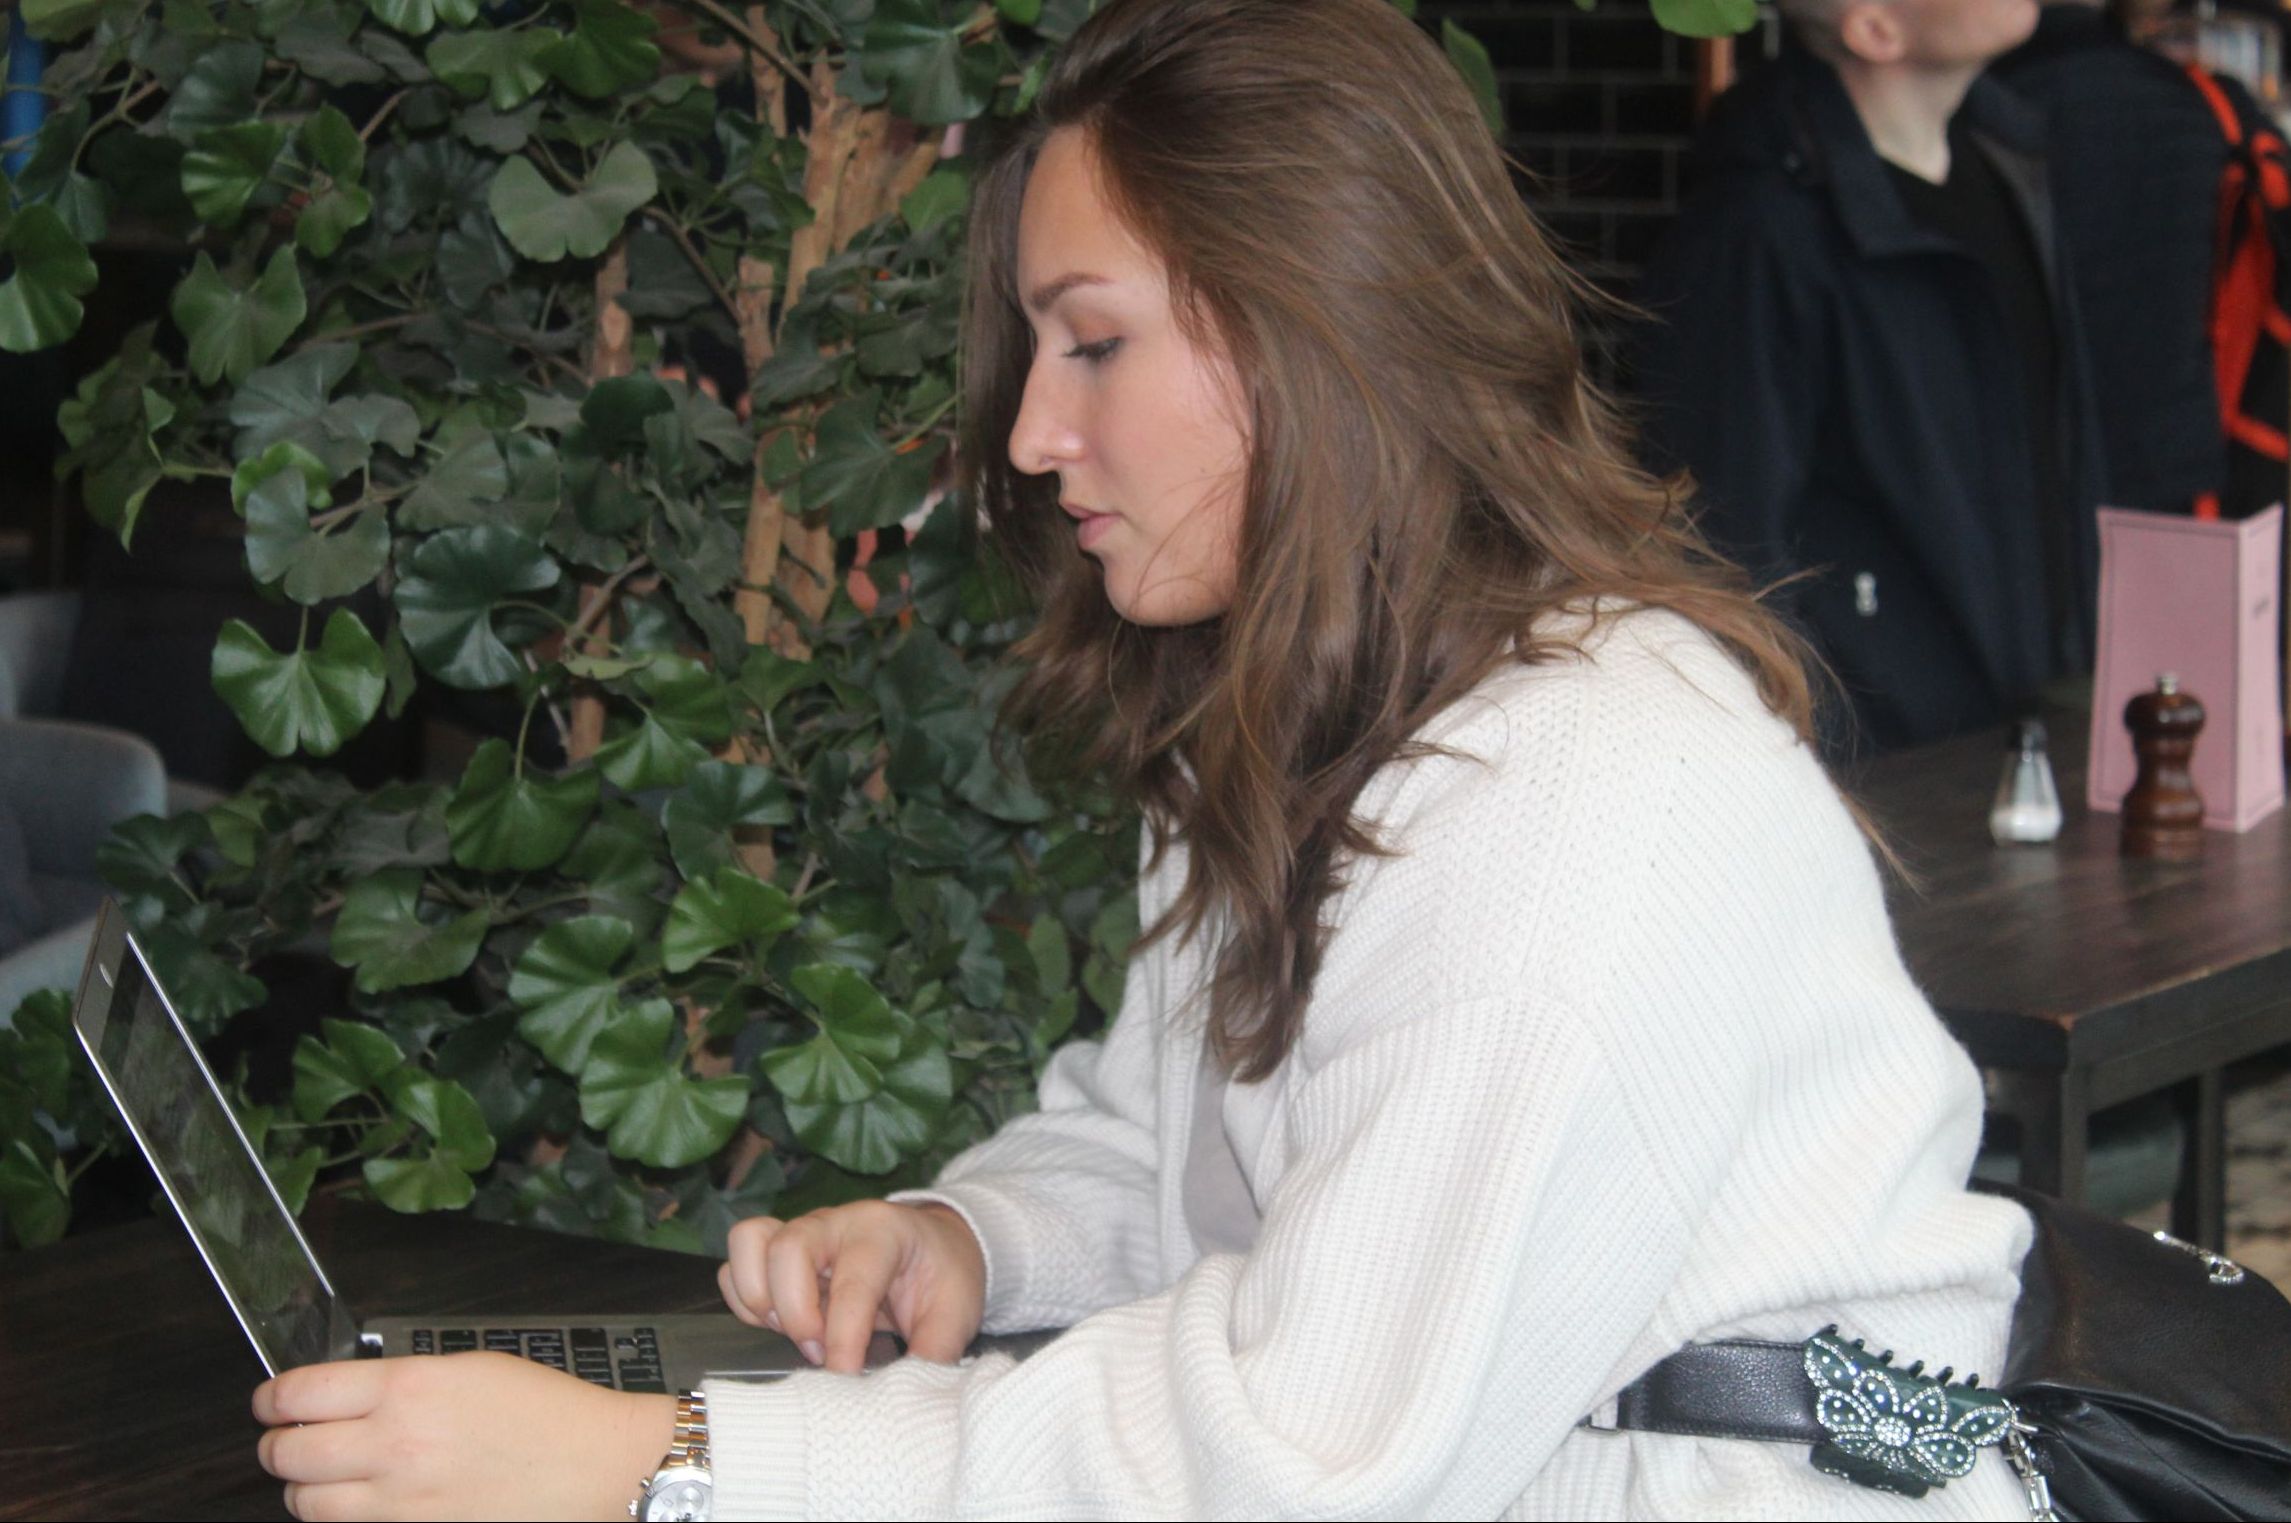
2186, 64, 2291, 521
1585, 1337, 1819, 1442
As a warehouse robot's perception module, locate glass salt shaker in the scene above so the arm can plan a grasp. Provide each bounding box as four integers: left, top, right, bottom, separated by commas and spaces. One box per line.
1990, 717, 2063, 845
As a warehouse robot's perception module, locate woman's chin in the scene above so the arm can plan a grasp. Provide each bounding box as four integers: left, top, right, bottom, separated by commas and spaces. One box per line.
1104, 574, 1232, 628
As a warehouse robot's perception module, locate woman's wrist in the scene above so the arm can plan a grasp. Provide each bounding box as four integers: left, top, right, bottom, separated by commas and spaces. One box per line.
605, 1391, 682, 1521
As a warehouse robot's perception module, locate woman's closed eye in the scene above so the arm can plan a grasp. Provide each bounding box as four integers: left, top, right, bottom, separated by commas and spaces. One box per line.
1066, 337, 1122, 363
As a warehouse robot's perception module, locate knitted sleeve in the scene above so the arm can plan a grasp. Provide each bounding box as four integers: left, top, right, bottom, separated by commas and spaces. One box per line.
704, 985, 1694, 1519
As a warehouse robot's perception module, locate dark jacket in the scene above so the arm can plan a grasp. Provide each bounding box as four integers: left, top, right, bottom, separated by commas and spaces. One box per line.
1631, 46, 2108, 753
1994, 5, 2231, 515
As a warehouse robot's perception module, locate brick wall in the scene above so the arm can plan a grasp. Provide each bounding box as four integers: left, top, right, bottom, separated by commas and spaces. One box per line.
1415, 2, 1781, 296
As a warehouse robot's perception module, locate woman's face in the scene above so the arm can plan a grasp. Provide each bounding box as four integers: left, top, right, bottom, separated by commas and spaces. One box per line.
1007, 127, 1250, 626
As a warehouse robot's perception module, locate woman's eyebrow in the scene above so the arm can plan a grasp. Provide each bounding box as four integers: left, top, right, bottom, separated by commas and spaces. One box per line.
1026, 271, 1112, 315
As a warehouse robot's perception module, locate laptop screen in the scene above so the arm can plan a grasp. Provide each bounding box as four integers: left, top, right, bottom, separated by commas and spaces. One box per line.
94, 942, 339, 1374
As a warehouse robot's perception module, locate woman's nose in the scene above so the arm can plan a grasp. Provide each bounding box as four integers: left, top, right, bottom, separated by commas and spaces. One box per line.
1008, 371, 1081, 477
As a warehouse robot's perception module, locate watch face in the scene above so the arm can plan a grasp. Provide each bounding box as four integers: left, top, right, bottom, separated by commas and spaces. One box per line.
643, 1467, 712, 1522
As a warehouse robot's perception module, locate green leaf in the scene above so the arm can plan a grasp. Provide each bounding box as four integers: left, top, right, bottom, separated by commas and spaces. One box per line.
210, 610, 386, 758
394, 525, 561, 689
137, 923, 267, 1032
364, 1150, 478, 1211
564, 804, 667, 927
579, 373, 674, 452
232, 440, 335, 515
900, 165, 968, 233
229, 345, 358, 461
1388, 0, 1416, 14
759, 965, 902, 1106
206, 794, 267, 868
993, 0, 1041, 22
578, 999, 747, 1167
509, 914, 636, 1073
635, 655, 734, 743
800, 393, 942, 536
389, 1073, 495, 1170
427, 27, 561, 111
398, 434, 510, 530
1026, 913, 1071, 993
181, 123, 287, 226
595, 713, 707, 791
662, 868, 797, 973
168, 41, 265, 135
279, 15, 389, 85
782, 1027, 951, 1175
171, 248, 307, 386
1440, 20, 1503, 135
734, 649, 824, 718
444, 739, 600, 872
487, 142, 657, 263
0, 206, 99, 354
94, 812, 209, 911
20, 0, 118, 40
291, 1017, 407, 1120
0, 1141, 69, 1248
244, 470, 390, 604
364, 0, 480, 37
1650, 0, 1756, 31
303, 105, 369, 182
328, 867, 489, 994
860, 0, 1001, 125
541, 0, 662, 97
297, 185, 375, 258
266, 1146, 323, 1215
661, 761, 794, 882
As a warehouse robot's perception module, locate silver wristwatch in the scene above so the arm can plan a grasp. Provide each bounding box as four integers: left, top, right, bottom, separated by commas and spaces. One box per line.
631, 1390, 713, 1521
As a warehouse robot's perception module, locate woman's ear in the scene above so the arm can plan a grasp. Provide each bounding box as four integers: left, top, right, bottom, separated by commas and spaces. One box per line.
1837, 0, 1908, 65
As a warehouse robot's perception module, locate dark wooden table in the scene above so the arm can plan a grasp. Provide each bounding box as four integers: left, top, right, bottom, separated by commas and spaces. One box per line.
1860, 709, 2291, 1249
0, 1199, 728, 1521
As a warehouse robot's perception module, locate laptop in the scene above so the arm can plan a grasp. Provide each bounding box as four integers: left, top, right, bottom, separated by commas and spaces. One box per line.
69, 898, 900, 1389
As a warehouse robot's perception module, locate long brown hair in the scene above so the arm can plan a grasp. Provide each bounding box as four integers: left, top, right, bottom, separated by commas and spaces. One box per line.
963, 0, 1824, 1081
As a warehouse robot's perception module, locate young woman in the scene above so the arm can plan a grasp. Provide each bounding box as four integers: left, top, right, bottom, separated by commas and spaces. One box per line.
252, 0, 2033, 1516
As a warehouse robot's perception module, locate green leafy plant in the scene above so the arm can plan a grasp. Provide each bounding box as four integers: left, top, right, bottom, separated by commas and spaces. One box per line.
1, 0, 1157, 1253
0, 0, 1595, 1252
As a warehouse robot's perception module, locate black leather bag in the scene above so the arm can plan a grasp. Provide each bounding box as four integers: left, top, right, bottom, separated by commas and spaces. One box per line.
1992, 1184, 2291, 1521
1599, 1185, 2291, 1520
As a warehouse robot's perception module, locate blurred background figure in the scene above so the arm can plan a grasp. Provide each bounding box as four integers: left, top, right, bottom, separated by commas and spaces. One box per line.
1996, 0, 2289, 523
1631, 0, 2108, 754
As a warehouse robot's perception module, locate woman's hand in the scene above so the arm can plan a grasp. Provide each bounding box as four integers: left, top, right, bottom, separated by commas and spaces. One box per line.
253, 1353, 674, 1521
719, 1200, 985, 1374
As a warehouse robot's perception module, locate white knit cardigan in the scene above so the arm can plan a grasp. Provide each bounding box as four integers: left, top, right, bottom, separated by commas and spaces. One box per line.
705, 608, 2034, 1520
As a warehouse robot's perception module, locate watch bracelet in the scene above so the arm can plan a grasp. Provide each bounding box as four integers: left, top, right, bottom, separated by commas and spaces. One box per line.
669, 1389, 710, 1468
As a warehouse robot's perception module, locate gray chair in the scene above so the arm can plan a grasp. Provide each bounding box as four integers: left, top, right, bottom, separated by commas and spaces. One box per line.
0, 716, 167, 1021
0, 588, 231, 1020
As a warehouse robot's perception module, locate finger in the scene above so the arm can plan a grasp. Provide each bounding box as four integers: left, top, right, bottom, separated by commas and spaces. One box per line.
260, 1421, 373, 1485
763, 1218, 832, 1362
254, 1362, 387, 1426
901, 1289, 976, 1364
821, 1235, 895, 1373
283, 1480, 380, 1523
722, 1216, 784, 1323
718, 1262, 769, 1329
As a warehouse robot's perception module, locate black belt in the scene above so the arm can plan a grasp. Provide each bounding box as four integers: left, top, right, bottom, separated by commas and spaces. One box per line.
1593, 1338, 1823, 1444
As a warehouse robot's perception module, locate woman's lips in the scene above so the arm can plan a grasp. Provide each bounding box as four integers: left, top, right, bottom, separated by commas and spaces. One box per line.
1065, 504, 1118, 552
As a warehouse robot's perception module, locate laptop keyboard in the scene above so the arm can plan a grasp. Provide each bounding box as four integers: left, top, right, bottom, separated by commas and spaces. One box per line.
405, 1326, 667, 1391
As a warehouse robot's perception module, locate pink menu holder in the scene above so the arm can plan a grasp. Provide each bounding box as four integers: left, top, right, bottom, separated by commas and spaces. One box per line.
2087, 502, 2285, 830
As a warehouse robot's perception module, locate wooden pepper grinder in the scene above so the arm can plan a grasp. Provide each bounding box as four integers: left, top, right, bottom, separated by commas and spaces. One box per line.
2121, 672, 2207, 860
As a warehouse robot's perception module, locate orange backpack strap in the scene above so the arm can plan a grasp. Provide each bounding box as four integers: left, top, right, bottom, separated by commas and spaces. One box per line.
2187, 62, 2291, 498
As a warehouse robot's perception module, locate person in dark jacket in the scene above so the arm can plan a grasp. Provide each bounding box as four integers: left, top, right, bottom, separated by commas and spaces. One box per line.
1632, 1, 2110, 753
1996, 0, 2265, 518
